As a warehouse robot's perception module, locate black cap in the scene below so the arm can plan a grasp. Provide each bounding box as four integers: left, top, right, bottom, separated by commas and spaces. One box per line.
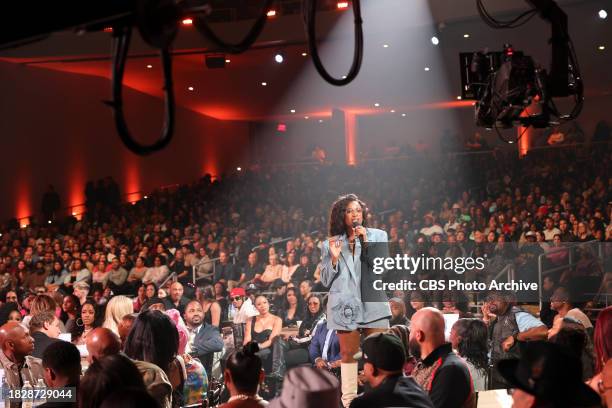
362, 333, 405, 371
271, 278, 286, 289
498, 341, 600, 406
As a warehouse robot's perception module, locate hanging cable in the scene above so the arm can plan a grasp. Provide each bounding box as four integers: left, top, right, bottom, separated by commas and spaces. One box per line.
476, 0, 538, 29
104, 25, 175, 155
193, 0, 275, 54
303, 0, 363, 86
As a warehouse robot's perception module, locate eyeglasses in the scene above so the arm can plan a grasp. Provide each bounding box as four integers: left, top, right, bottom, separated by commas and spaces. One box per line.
231, 296, 243, 301
345, 208, 363, 215
308, 302, 320, 306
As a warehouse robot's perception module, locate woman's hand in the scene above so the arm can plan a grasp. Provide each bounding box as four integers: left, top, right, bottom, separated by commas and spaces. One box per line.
328, 237, 342, 263
354, 226, 368, 243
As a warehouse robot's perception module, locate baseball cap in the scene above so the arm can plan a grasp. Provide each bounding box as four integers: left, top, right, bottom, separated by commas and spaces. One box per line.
361, 333, 405, 371
230, 287, 246, 297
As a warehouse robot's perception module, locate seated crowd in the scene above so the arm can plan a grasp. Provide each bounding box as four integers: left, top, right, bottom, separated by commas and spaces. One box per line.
0, 144, 609, 407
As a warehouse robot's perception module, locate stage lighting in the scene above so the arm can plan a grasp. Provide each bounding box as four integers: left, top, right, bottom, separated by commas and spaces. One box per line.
337, 2, 349, 9
266, 10, 276, 18
274, 52, 285, 63
598, 45, 605, 50
261, 82, 267, 86
187, 86, 194, 91
431, 36, 439, 45
599, 9, 607, 19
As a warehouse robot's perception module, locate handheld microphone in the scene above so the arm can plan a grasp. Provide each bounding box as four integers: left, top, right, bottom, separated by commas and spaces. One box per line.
352, 220, 365, 247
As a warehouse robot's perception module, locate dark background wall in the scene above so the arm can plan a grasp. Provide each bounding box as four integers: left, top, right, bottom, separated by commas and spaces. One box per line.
0, 61, 250, 221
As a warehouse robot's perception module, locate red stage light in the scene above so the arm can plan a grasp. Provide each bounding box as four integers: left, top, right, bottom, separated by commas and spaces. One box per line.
337, 2, 350, 9
277, 123, 287, 132
266, 10, 277, 17
182, 18, 193, 26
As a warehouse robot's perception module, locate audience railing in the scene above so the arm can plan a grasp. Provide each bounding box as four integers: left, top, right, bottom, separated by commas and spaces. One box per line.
537, 240, 606, 309
191, 253, 237, 285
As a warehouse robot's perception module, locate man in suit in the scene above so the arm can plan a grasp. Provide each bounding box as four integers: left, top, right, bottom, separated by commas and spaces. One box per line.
184, 300, 224, 377
30, 310, 62, 359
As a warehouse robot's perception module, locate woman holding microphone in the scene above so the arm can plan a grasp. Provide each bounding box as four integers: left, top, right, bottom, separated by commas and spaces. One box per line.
321, 194, 391, 407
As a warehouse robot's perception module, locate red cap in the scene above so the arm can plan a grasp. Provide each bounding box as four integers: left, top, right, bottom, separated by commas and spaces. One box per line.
230, 287, 246, 297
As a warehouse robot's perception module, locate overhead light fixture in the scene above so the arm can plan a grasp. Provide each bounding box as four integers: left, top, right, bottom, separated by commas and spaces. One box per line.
72, 212, 77, 216
598, 45, 606, 50
103, 27, 113, 33
401, 113, 407, 117
301, 52, 308, 57
225, 59, 231, 63
337, 2, 349, 9
382, 44, 390, 48
274, 51, 285, 64
237, 167, 242, 171
261, 82, 267, 86
290, 109, 296, 113
304, 116, 309, 119
146, 64, 153, 69
319, 119, 324, 123
599, 9, 607, 19
457, 96, 462, 100
188, 86, 194, 91
181, 18, 193, 26
266, 10, 277, 17
374, 103, 380, 107
144, 195, 148, 199
431, 36, 439, 45
424, 67, 430, 71
463, 33, 470, 38
390, 109, 395, 113
48, 220, 52, 224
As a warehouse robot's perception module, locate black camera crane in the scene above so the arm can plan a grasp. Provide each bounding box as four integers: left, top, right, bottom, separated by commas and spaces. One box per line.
460, 0, 583, 141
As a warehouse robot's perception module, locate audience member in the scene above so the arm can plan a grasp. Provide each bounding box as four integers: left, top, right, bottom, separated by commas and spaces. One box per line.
498, 341, 600, 408
450, 318, 489, 391
389, 297, 410, 326
78, 354, 150, 408
351, 332, 433, 408
410, 308, 475, 408
102, 295, 134, 336
0, 322, 45, 408
269, 367, 339, 408
483, 291, 547, 388
163, 282, 188, 315
182, 300, 224, 378
72, 300, 101, 345
41, 341, 81, 408
220, 342, 267, 408
86, 327, 172, 408
30, 310, 62, 358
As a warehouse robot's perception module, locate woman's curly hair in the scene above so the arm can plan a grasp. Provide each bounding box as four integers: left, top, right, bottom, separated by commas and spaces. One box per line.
328, 194, 369, 236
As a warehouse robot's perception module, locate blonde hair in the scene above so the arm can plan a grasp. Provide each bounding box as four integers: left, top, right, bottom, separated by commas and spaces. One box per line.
30, 294, 57, 316
102, 295, 134, 335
